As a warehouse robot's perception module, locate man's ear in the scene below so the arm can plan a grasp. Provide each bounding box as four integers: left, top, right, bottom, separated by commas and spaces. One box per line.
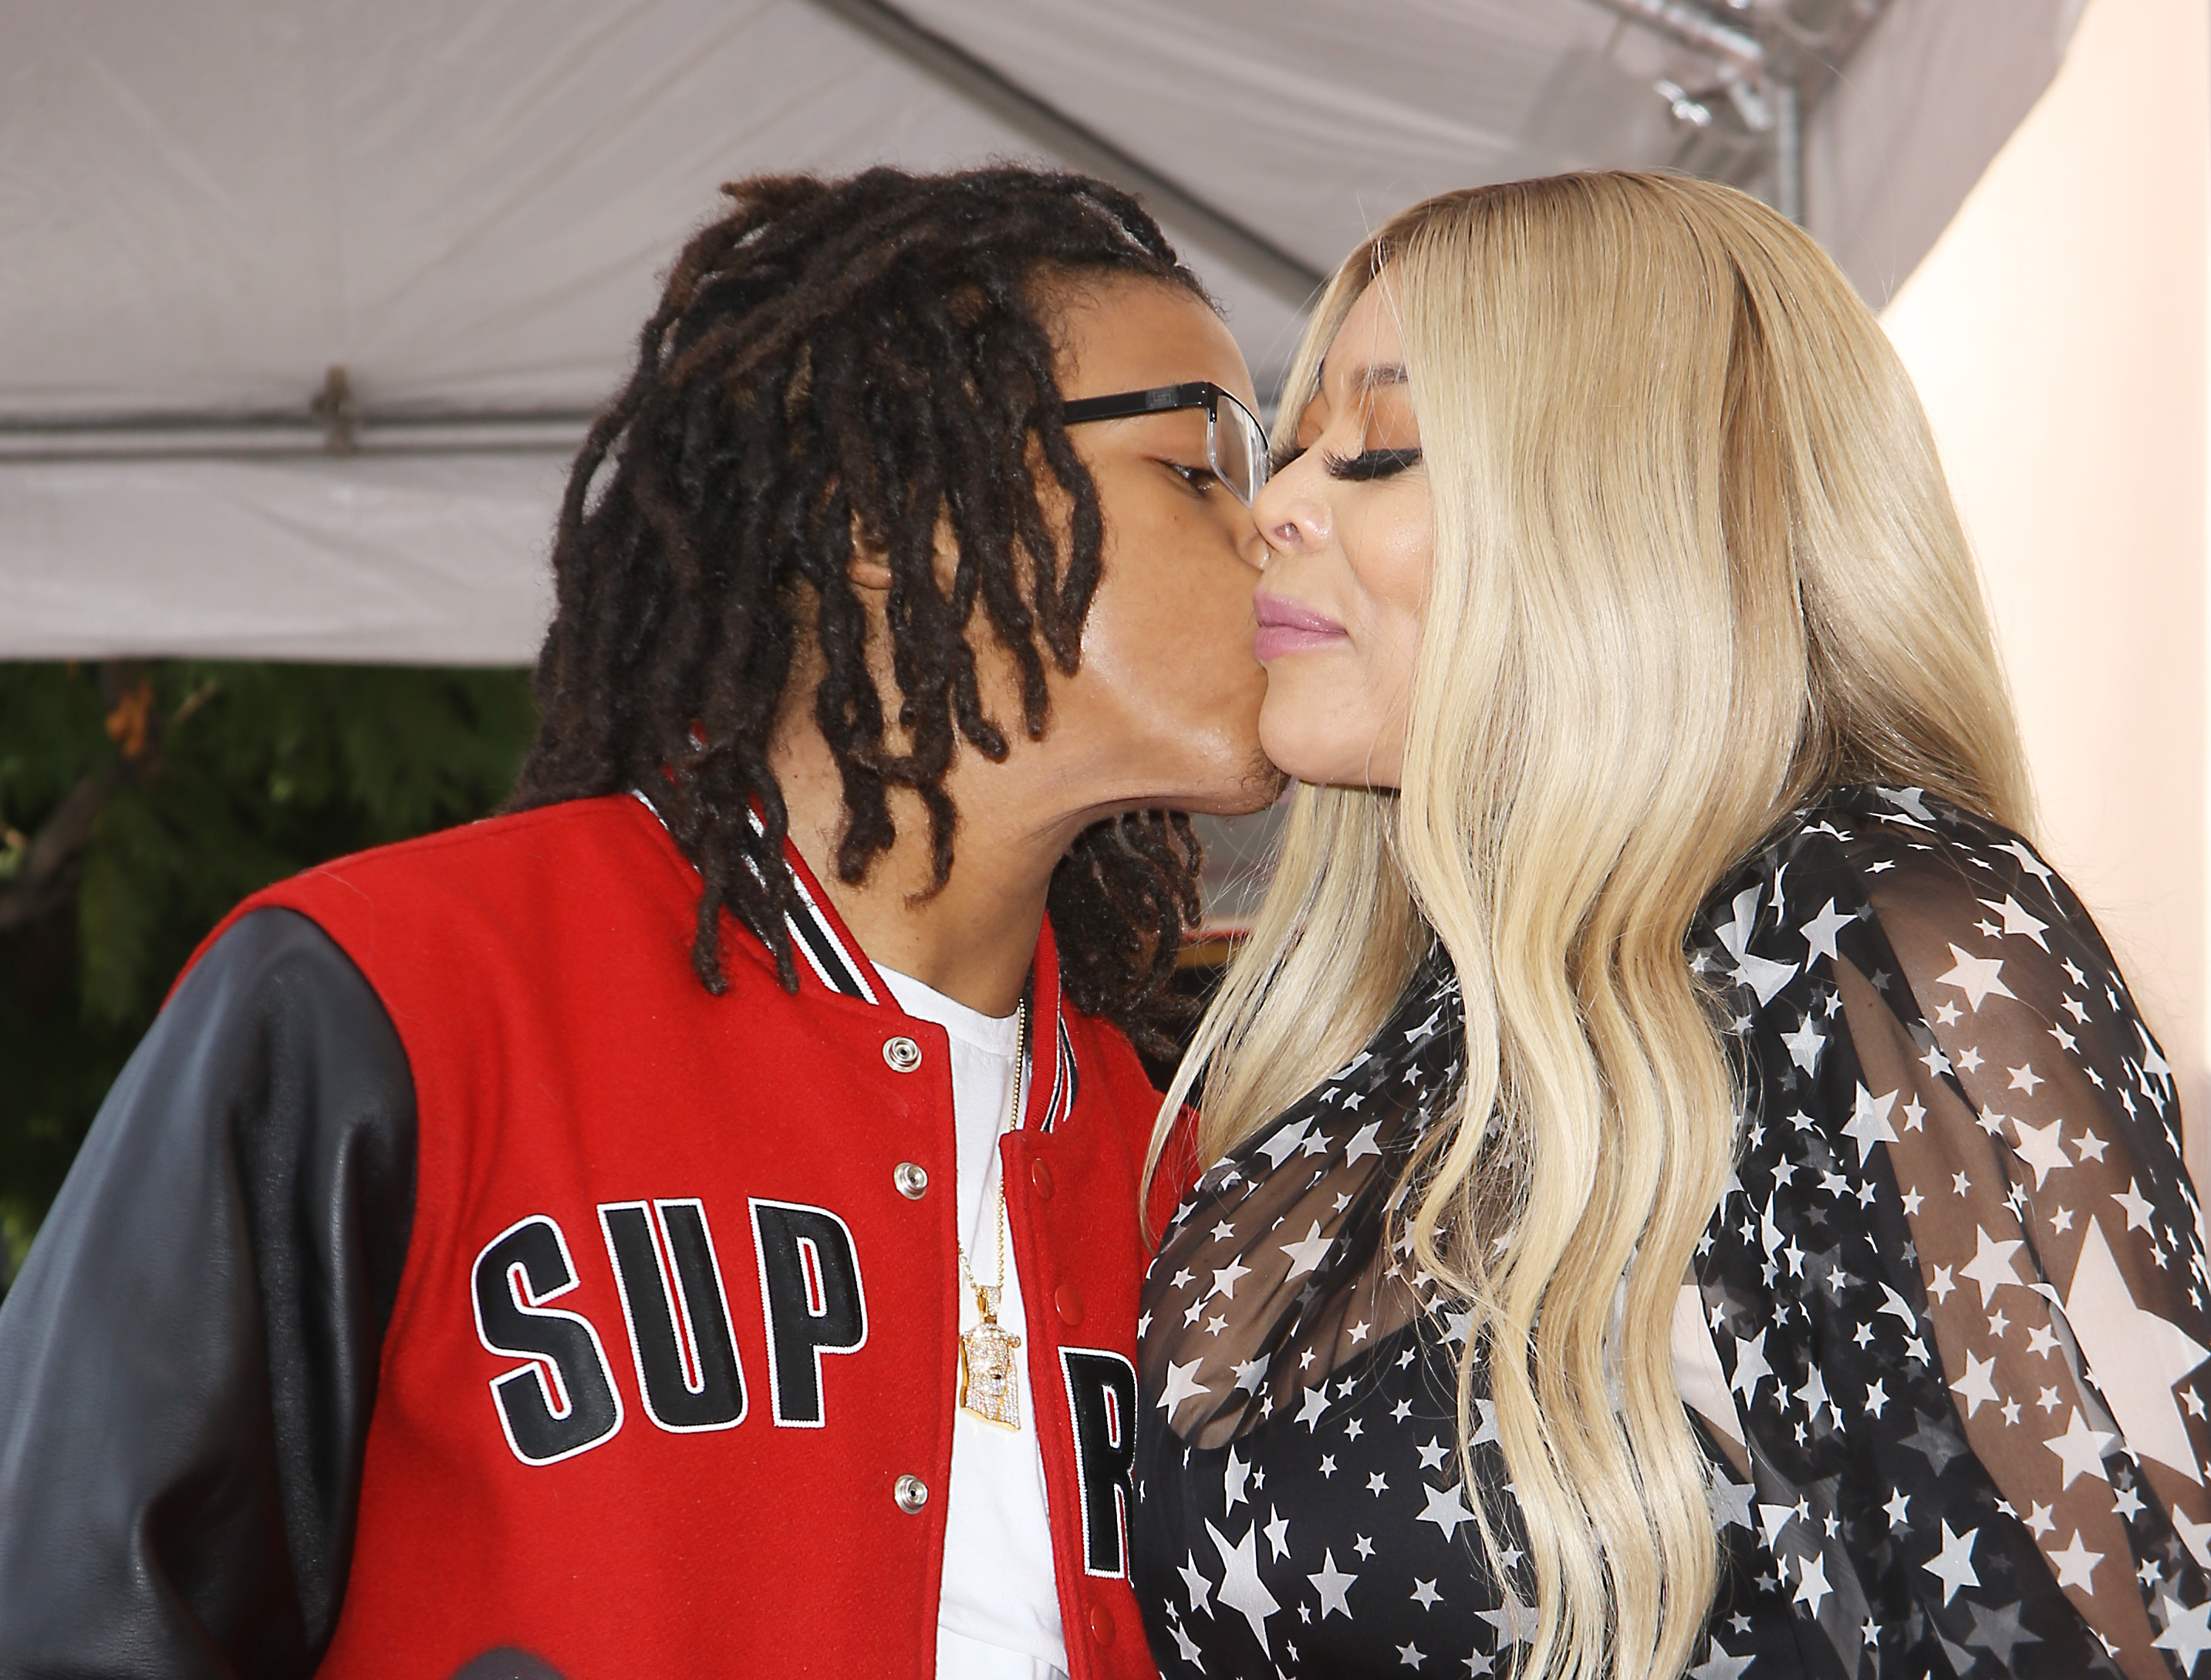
846, 513, 893, 594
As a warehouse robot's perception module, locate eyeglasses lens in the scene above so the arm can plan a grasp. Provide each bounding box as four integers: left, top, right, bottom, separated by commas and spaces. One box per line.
1210, 394, 1268, 507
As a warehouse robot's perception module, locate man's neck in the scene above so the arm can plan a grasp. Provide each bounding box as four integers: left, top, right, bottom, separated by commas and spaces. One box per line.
768, 727, 1079, 1020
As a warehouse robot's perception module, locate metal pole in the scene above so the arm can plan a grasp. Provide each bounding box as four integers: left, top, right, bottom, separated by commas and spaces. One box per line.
1585, 0, 1765, 76
1774, 79, 1804, 226
800, 0, 1325, 310
0, 404, 600, 465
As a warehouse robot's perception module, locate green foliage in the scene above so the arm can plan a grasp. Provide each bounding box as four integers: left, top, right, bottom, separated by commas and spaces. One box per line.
0, 662, 537, 1276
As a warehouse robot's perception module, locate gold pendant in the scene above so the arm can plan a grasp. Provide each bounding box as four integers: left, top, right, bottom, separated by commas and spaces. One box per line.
958, 1318, 1024, 1430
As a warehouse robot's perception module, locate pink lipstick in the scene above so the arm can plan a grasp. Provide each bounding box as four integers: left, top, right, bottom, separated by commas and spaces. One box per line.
1253, 592, 1349, 663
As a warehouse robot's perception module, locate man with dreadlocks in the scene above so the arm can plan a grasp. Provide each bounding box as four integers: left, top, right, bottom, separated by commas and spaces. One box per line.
0, 169, 1277, 1678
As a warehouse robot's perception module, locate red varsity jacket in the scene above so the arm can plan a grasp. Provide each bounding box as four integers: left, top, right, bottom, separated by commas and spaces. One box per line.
187, 794, 1165, 1679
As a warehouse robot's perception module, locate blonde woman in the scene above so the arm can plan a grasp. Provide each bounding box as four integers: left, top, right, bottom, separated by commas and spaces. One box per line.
1133, 174, 2211, 1680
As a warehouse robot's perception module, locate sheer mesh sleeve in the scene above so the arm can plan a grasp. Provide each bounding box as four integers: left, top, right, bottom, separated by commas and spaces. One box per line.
1692, 787, 2211, 1680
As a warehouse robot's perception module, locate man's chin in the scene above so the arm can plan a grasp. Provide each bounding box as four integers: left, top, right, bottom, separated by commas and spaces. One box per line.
1183, 756, 1290, 818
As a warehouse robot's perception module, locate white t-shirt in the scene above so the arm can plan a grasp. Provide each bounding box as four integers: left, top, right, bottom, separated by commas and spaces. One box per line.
877, 967, 1070, 1680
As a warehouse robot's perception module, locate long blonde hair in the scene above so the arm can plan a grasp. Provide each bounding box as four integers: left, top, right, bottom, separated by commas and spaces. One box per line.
1151, 173, 2031, 1680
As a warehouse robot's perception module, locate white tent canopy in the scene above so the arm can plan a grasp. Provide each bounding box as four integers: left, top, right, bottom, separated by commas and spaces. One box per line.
2, 0, 2084, 663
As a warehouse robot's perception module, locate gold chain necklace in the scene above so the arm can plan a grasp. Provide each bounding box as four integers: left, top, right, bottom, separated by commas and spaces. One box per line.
955, 999, 1025, 1432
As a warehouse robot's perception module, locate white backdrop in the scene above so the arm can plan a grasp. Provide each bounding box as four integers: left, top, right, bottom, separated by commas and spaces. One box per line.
1882, 0, 2211, 1183
0, 0, 2084, 663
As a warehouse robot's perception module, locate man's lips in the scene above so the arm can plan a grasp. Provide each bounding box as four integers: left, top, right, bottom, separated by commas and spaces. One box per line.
1253, 592, 1348, 662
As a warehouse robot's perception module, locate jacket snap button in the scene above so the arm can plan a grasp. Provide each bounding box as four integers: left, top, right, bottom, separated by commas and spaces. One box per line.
1087, 1606, 1115, 1647
894, 1162, 929, 1199
883, 1036, 923, 1073
894, 1473, 930, 1513
1029, 1159, 1055, 1199
1054, 1285, 1083, 1325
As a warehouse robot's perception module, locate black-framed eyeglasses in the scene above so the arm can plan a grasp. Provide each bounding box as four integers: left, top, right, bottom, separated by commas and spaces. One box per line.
1060, 381, 1270, 507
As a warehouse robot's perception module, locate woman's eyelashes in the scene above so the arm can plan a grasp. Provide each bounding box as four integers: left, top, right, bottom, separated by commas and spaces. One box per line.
1160, 459, 1221, 494
1322, 446, 1423, 481
1263, 440, 1422, 477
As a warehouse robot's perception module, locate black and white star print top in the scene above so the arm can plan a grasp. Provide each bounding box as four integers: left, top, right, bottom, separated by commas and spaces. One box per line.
1134, 784, 2211, 1679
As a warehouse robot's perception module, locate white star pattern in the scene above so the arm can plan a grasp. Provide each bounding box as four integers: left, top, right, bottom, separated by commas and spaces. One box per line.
1208, 1257, 1253, 1301
2117, 1179, 2158, 1233
2047, 1530, 2101, 1591
1295, 1385, 1328, 1430
1689, 1647, 1754, 1680
1727, 1327, 1774, 1404
2154, 1594, 2211, 1672
1979, 894, 2052, 950
2175, 1509, 2211, 1570
1133, 787, 2211, 1680
2043, 1408, 2115, 1489
2062, 1217, 2211, 1482
1280, 1220, 1334, 1280
1801, 897, 1855, 965
1923, 1521, 1980, 1606
1156, 1358, 1207, 1420
1205, 1519, 1280, 1652
1793, 1551, 1833, 1616
1308, 1549, 1356, 1620
2010, 1115, 2071, 1189
1416, 1479, 1474, 1541
1780, 1014, 1825, 1075
1957, 1226, 2026, 1307
1949, 1349, 2000, 1419
1935, 944, 2015, 1010
1176, 1554, 1210, 1611
1840, 1082, 1899, 1166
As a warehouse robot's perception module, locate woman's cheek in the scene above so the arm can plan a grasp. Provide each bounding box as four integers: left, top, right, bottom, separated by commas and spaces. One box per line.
1254, 654, 1364, 787
1255, 665, 1326, 783
1365, 508, 1433, 732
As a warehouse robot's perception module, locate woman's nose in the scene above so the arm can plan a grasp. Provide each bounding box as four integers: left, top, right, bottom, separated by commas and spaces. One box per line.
1251, 465, 1331, 554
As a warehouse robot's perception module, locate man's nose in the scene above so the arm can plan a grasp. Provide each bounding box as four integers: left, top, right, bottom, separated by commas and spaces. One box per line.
1227, 502, 1272, 572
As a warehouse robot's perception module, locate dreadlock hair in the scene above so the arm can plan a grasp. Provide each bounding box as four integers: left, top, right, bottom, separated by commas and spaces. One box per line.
511, 167, 1211, 1047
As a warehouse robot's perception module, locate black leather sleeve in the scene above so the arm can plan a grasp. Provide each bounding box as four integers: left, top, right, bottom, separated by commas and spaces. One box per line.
0, 908, 417, 1679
